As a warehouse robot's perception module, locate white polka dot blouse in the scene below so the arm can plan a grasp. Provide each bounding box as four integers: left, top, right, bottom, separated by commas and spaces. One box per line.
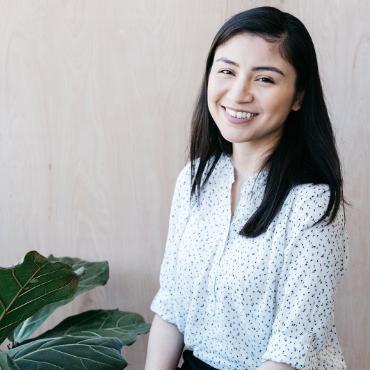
151, 152, 349, 370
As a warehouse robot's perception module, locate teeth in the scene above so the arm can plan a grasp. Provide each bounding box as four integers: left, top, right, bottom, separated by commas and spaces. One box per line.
225, 107, 256, 119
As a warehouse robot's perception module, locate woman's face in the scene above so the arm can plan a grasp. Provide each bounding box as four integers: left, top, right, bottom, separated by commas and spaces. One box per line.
207, 33, 303, 153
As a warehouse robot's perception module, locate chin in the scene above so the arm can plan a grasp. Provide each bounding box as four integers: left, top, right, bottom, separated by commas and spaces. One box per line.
221, 134, 252, 144
218, 128, 251, 144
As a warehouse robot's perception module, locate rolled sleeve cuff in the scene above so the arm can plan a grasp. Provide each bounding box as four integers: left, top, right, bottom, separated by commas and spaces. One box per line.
150, 288, 178, 326
261, 332, 318, 370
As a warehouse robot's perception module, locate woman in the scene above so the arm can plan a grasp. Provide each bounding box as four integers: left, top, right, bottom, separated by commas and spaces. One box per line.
145, 6, 349, 370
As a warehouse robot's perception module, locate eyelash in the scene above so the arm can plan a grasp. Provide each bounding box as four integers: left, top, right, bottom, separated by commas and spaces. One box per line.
218, 69, 274, 84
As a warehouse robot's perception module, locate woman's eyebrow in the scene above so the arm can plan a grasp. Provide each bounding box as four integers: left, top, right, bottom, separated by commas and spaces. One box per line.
214, 57, 285, 76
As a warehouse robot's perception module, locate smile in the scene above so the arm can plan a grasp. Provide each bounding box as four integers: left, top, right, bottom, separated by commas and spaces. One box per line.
222, 106, 259, 124
224, 106, 258, 119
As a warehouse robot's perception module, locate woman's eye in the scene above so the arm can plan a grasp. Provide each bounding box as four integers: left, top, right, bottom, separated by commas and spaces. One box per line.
218, 69, 233, 75
256, 76, 274, 83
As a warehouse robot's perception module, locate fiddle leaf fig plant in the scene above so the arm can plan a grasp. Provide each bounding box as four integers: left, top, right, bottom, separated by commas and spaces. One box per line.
0, 251, 79, 344
0, 352, 19, 370
11, 255, 110, 344
0, 251, 150, 370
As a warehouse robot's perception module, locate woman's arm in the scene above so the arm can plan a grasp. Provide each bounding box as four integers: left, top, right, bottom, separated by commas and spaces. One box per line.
257, 361, 295, 370
145, 314, 184, 370
260, 185, 348, 368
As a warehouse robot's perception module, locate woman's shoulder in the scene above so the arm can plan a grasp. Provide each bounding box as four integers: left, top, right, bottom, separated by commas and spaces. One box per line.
173, 159, 199, 203
290, 182, 330, 206
175, 158, 197, 188
285, 182, 344, 229
176, 155, 209, 189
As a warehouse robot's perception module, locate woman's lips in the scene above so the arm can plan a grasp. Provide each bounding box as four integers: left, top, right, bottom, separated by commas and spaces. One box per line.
222, 106, 259, 124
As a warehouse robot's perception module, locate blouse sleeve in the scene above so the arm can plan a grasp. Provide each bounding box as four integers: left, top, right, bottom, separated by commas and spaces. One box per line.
260, 184, 349, 369
150, 161, 192, 325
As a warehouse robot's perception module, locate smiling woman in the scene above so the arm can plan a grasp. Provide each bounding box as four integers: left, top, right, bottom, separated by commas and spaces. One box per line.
207, 33, 303, 171
145, 6, 349, 370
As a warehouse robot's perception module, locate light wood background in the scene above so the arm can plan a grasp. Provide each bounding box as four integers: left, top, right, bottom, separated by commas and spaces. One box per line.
0, 1, 368, 369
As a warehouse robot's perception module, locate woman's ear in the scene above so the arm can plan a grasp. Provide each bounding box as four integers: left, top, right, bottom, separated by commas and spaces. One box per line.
292, 90, 305, 111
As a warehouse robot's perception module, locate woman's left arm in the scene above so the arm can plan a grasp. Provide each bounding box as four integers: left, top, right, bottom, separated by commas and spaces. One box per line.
259, 185, 349, 369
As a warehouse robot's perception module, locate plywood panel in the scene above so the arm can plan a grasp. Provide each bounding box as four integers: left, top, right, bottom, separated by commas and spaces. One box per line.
0, 1, 368, 369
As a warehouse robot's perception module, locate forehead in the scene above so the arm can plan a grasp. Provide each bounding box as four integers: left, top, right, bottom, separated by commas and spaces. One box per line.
214, 33, 293, 71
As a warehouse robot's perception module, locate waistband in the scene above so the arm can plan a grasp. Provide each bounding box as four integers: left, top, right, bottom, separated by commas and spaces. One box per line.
180, 350, 218, 370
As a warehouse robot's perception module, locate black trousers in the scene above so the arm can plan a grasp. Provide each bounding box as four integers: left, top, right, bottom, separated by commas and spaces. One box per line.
177, 350, 218, 370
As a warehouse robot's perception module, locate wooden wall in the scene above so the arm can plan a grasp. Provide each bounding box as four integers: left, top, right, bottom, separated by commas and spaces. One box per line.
0, 1, 368, 369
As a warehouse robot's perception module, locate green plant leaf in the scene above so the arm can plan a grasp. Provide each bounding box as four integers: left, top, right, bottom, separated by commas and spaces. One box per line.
12, 256, 109, 344
0, 352, 20, 370
31, 309, 150, 346
0, 251, 78, 344
8, 336, 127, 369
47, 256, 109, 295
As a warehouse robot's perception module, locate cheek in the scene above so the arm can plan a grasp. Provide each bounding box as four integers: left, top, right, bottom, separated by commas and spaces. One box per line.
207, 77, 218, 99
207, 83, 221, 113
262, 89, 295, 116
207, 74, 227, 100
206, 86, 214, 113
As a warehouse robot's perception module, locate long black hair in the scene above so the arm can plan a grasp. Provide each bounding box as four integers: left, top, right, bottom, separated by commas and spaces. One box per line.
188, 6, 348, 237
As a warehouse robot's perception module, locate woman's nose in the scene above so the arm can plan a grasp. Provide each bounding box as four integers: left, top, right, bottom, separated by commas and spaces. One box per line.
228, 78, 254, 103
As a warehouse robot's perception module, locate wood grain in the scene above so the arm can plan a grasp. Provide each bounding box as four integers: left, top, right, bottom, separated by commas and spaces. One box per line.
0, 1, 367, 368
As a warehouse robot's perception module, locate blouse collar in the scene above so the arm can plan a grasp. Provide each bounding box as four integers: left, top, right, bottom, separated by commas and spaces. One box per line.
221, 152, 269, 186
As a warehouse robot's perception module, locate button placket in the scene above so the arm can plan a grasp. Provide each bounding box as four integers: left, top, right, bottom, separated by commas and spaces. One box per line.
211, 202, 236, 314
207, 187, 233, 316
214, 177, 258, 298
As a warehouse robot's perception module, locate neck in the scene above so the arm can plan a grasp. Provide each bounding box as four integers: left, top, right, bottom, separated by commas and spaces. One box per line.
231, 133, 280, 178
230, 143, 273, 182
